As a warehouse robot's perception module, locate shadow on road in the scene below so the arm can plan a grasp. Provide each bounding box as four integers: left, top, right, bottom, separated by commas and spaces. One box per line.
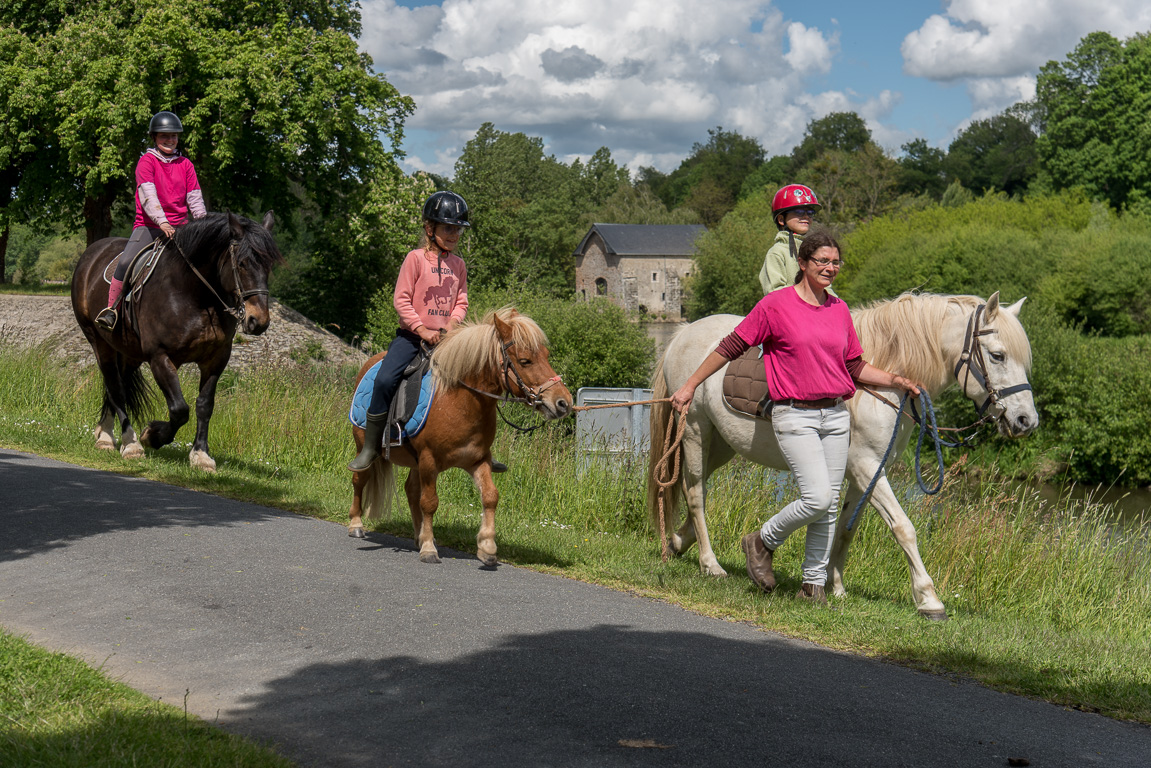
0, 449, 291, 563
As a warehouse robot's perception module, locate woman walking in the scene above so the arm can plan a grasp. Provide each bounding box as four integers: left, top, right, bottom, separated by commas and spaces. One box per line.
671, 231, 919, 603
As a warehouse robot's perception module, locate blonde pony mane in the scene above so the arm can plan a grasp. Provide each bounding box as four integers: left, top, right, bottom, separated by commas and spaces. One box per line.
851, 292, 1032, 392
431, 307, 549, 389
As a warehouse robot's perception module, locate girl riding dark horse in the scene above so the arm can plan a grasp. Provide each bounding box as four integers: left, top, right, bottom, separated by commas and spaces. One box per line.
71, 211, 282, 471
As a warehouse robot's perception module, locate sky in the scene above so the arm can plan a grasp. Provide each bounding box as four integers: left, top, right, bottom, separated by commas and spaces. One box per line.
356, 0, 1151, 178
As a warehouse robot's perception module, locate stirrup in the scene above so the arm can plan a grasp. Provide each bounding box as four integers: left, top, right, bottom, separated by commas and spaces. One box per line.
95, 307, 118, 331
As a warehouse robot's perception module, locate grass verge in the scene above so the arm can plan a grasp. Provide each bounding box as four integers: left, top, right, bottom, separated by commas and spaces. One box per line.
1, 343, 1149, 726
0, 629, 292, 767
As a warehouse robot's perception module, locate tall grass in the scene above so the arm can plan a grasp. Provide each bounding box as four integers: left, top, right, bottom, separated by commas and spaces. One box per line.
2, 344, 1150, 722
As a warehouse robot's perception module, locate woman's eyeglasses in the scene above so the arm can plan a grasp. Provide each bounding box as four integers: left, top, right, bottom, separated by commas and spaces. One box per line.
809, 257, 843, 268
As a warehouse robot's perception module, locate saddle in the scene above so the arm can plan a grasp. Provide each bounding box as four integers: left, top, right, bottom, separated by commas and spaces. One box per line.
348, 344, 436, 455
102, 241, 167, 329
722, 345, 772, 419
384, 346, 433, 448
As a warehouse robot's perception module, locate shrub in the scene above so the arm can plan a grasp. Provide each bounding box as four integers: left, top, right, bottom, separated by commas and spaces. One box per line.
1023, 308, 1151, 485
839, 189, 1097, 305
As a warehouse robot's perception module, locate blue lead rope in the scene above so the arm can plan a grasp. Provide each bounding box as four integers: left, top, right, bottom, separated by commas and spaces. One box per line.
845, 389, 948, 531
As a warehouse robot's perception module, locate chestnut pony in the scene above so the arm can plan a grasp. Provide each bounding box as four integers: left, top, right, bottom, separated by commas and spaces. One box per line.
348, 307, 572, 565
71, 211, 282, 472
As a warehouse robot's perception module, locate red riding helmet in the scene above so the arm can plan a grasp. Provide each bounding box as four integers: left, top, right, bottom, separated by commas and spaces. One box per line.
771, 184, 821, 227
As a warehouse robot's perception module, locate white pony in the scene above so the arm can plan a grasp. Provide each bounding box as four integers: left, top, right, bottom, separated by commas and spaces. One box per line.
647, 292, 1038, 619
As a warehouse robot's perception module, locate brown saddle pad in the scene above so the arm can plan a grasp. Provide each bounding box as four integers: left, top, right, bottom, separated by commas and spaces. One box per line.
722, 345, 771, 419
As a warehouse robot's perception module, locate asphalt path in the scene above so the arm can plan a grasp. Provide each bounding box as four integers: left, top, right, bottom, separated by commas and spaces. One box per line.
2, 447, 1148, 767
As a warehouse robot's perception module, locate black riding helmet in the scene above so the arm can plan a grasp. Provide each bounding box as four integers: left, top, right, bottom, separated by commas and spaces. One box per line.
422, 191, 470, 227
148, 111, 184, 134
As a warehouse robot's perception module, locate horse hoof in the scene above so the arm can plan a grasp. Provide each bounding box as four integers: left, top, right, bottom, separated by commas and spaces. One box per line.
348, 527, 365, 539
479, 554, 498, 567
419, 552, 441, 564
918, 609, 948, 621
121, 443, 145, 460
189, 450, 217, 473
95, 438, 116, 451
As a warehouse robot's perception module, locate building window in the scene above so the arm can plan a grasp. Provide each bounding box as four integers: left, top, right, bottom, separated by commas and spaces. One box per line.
652, 272, 658, 282
595, 278, 607, 296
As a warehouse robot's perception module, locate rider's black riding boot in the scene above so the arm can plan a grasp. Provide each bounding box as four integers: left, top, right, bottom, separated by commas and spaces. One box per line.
348, 412, 388, 472
491, 459, 508, 473
94, 307, 118, 331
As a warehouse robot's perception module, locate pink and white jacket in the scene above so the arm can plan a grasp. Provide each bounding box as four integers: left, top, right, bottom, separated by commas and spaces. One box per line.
133, 148, 206, 229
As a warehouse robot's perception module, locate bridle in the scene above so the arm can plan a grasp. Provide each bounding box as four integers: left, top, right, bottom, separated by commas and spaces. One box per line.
460, 334, 565, 433
497, 338, 564, 409
174, 238, 269, 321
953, 303, 1032, 418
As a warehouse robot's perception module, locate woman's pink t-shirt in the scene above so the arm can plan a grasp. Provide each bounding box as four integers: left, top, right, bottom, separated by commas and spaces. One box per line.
133, 152, 201, 228
394, 248, 469, 333
734, 286, 864, 401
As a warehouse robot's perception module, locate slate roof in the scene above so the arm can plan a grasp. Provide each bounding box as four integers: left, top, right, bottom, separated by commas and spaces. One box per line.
574, 224, 706, 257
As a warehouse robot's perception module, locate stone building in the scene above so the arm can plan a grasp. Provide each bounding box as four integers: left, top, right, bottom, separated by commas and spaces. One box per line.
573, 224, 706, 317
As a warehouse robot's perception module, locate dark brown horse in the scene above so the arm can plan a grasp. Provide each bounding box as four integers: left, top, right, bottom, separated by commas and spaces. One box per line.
349, 308, 572, 565
71, 211, 282, 471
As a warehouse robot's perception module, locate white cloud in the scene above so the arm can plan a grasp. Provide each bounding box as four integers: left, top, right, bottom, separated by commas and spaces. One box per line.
902, 0, 1151, 81
784, 22, 837, 75
357, 0, 869, 175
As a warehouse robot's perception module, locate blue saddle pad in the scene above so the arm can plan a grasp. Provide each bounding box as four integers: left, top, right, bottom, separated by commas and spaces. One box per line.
348, 360, 435, 441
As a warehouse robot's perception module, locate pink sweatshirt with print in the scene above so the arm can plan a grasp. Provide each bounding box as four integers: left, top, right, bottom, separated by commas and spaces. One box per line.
394, 248, 469, 333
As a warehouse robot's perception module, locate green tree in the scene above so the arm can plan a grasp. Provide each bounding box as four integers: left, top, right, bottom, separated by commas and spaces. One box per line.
653, 127, 765, 221
0, 0, 413, 331
0, 24, 54, 281
790, 111, 871, 172
896, 138, 947, 199
584, 183, 700, 226
945, 112, 1038, 196
1033, 31, 1151, 210
452, 123, 630, 296
738, 155, 790, 201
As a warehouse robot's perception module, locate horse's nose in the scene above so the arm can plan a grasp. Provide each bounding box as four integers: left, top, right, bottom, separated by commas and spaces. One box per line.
1013, 411, 1037, 436
244, 315, 268, 335
554, 397, 571, 417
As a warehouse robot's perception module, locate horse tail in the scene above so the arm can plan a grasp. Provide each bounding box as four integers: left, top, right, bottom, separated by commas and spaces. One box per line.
100, 355, 155, 426
361, 458, 396, 523
647, 355, 681, 534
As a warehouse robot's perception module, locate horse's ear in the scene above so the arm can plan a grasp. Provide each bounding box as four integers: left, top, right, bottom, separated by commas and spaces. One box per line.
493, 312, 514, 342
262, 211, 275, 232
227, 211, 245, 240
985, 291, 1001, 319
1005, 297, 1026, 317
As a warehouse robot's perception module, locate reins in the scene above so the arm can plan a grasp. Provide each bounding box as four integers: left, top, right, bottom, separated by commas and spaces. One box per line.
844, 389, 950, 532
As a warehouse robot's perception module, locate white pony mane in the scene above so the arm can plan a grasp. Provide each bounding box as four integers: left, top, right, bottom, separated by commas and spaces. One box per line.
431, 307, 549, 389
851, 292, 1032, 391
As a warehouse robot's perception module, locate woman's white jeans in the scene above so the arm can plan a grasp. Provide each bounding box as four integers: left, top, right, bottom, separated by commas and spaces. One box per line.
761, 401, 851, 586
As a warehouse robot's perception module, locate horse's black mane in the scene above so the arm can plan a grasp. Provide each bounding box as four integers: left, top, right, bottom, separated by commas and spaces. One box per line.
173, 212, 283, 272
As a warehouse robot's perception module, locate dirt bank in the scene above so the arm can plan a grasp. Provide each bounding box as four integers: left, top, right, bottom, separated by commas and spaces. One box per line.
0, 294, 367, 371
